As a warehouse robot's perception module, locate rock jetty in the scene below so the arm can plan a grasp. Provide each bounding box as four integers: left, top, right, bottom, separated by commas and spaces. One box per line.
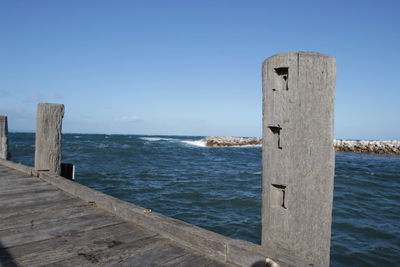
205, 136, 400, 154
334, 140, 400, 155
205, 136, 261, 147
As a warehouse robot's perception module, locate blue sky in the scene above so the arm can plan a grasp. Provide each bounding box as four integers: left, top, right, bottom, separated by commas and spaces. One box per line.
1, 0, 399, 139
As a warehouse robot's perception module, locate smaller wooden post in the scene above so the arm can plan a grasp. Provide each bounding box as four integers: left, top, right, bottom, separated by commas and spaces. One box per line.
34, 103, 65, 175
0, 115, 9, 160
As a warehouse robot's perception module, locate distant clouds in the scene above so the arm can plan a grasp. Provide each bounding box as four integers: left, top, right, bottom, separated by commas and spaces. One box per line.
0, 89, 66, 132
0, 104, 32, 120
115, 115, 142, 123
25, 91, 44, 103
0, 90, 12, 97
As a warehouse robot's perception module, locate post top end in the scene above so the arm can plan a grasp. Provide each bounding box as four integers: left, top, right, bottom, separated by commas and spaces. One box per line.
263, 51, 335, 65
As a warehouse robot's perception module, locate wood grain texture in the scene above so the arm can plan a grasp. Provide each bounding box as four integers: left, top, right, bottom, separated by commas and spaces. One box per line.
0, 213, 122, 248
0, 183, 56, 195
7, 224, 157, 266
34, 103, 64, 174
0, 205, 99, 231
0, 178, 38, 187
0, 115, 8, 160
262, 52, 335, 266
0, 190, 68, 209
161, 252, 231, 267
107, 242, 188, 267
0, 163, 233, 267
47, 236, 169, 267
0, 198, 87, 220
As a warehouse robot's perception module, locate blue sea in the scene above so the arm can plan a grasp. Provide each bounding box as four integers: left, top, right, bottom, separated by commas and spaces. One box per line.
8, 133, 400, 266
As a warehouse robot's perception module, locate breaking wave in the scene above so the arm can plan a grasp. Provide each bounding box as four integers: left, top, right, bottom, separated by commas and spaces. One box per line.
139, 137, 260, 148
181, 139, 207, 147
140, 136, 207, 147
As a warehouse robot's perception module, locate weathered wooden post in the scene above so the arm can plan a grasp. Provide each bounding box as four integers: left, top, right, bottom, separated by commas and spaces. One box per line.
0, 115, 9, 160
262, 52, 336, 266
35, 103, 65, 175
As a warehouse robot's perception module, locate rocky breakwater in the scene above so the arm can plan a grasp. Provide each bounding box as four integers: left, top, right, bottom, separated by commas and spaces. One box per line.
205, 136, 262, 147
334, 140, 400, 155
205, 136, 400, 154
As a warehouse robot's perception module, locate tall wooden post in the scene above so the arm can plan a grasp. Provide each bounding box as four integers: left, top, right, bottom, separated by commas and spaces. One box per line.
35, 103, 65, 175
262, 52, 336, 266
0, 115, 8, 160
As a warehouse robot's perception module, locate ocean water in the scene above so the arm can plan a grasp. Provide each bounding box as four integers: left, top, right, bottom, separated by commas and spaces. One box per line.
8, 133, 400, 266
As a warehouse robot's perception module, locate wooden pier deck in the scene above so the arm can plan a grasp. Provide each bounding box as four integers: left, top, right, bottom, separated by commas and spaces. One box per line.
0, 164, 232, 266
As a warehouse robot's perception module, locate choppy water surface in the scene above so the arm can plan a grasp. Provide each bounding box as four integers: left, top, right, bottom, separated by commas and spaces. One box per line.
9, 133, 400, 266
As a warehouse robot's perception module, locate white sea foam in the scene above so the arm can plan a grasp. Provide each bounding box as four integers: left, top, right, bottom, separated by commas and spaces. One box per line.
141, 137, 207, 147
181, 139, 260, 148
140, 137, 258, 148
229, 144, 262, 148
97, 143, 108, 148
181, 139, 207, 147
140, 137, 175, 142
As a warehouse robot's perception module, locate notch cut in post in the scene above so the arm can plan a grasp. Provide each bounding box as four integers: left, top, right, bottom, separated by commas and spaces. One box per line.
268, 125, 282, 149
271, 184, 287, 209
274, 67, 289, 90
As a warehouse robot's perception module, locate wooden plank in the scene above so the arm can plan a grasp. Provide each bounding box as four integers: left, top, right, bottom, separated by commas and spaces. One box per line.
0, 205, 98, 231
0, 213, 123, 248
0, 183, 55, 195
0, 166, 31, 176
0, 176, 35, 184
0, 187, 57, 199
0, 190, 68, 208
0, 173, 39, 182
0, 177, 45, 187
6, 223, 157, 266
0, 165, 21, 172
45, 236, 170, 267
0, 165, 236, 267
0, 159, 37, 176
0, 178, 40, 187
37, 172, 230, 263
0, 173, 33, 183
0, 173, 29, 181
161, 253, 230, 267
107, 242, 188, 267
0, 196, 81, 219
0, 173, 30, 179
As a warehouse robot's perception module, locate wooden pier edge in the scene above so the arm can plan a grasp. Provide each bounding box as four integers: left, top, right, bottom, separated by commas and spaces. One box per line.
0, 158, 313, 267
0, 158, 38, 177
